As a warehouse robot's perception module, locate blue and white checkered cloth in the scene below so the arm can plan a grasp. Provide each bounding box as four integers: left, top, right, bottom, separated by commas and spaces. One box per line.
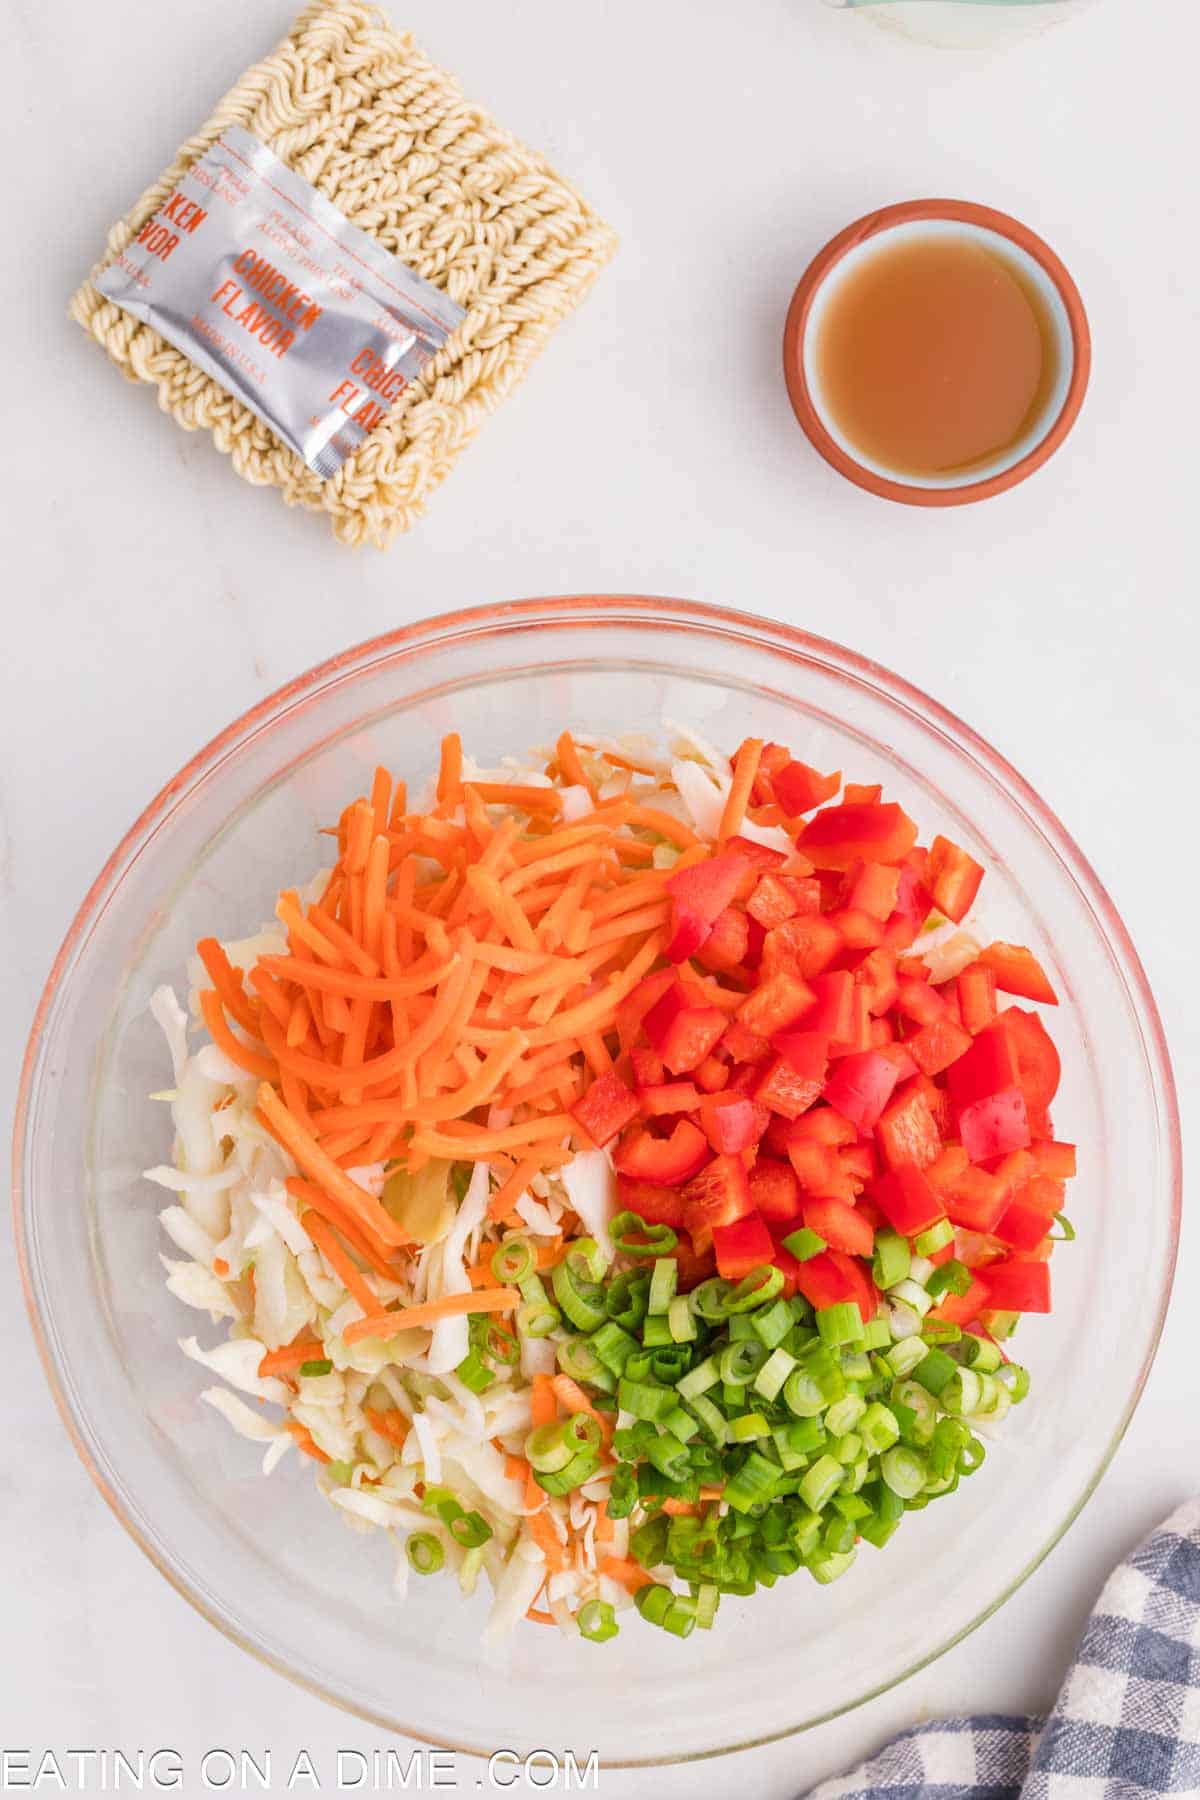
806, 1500, 1200, 1799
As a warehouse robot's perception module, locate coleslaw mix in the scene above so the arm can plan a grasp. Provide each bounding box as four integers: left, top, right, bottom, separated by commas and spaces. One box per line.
147, 727, 1070, 1642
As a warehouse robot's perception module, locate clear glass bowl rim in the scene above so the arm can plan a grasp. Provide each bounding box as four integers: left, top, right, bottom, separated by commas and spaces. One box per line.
12, 593, 1182, 1763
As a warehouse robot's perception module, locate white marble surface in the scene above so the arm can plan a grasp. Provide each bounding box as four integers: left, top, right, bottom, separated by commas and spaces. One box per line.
2, 1, 1197, 1793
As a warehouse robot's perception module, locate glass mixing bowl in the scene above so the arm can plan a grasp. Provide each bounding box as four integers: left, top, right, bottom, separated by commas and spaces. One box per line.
14, 597, 1179, 1765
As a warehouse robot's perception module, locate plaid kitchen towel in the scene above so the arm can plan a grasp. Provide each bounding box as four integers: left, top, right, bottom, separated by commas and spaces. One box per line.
806, 1499, 1200, 1799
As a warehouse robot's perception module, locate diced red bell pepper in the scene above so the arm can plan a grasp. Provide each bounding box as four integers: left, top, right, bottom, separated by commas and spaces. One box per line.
695, 906, 751, 974
993, 1186, 1057, 1252
630, 1046, 666, 1088
770, 1242, 803, 1300
800, 802, 919, 872
806, 969, 854, 1043
734, 969, 815, 1038
926, 835, 985, 924
978, 1258, 1051, 1313
928, 1274, 990, 1327
857, 947, 900, 1017
978, 942, 1058, 1005
721, 1019, 772, 1065
869, 1164, 946, 1236
829, 907, 886, 951
639, 1080, 704, 1117
945, 1020, 1020, 1113
787, 1139, 855, 1201
842, 782, 882, 805
876, 1040, 920, 1081
829, 1250, 879, 1324
754, 1055, 824, 1120
726, 833, 785, 871
802, 1195, 875, 1258
693, 1054, 731, 1094
748, 1156, 802, 1222
791, 1248, 855, 1312
672, 1238, 718, 1291
1031, 1139, 1077, 1180
681, 1152, 754, 1235
642, 981, 728, 1074
570, 1070, 641, 1147
747, 873, 800, 929
761, 914, 845, 980
664, 851, 754, 963
616, 968, 677, 1050
883, 855, 933, 950
901, 1072, 950, 1138
987, 1148, 1038, 1199
771, 760, 841, 817
959, 1085, 1031, 1163
895, 975, 946, 1026
846, 861, 902, 921
876, 1085, 941, 1171
839, 1141, 878, 1186
957, 962, 997, 1035
821, 1048, 903, 1130
699, 1093, 765, 1154
999, 1007, 1062, 1111
907, 1014, 973, 1078
616, 1177, 686, 1228
612, 1120, 710, 1184
784, 875, 823, 915
785, 1106, 858, 1147
711, 1212, 775, 1281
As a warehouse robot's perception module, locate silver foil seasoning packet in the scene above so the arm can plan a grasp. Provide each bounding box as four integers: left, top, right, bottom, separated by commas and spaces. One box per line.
95, 126, 464, 479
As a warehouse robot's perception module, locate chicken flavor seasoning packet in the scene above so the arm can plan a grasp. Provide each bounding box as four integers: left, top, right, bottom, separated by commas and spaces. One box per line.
95, 126, 464, 480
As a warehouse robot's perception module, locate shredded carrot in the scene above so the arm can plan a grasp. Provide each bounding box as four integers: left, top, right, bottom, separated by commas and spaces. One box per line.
599, 1556, 653, 1593
527, 1507, 565, 1570
301, 1209, 380, 1316
436, 732, 464, 808
466, 782, 562, 817
199, 989, 276, 1080
719, 737, 763, 843
660, 1497, 701, 1517
256, 1084, 411, 1247
196, 938, 260, 1037
364, 1406, 409, 1449
531, 1372, 557, 1428
259, 1338, 325, 1376
285, 1178, 403, 1282
555, 730, 596, 799
342, 1286, 520, 1345
525, 1607, 558, 1626
285, 1421, 330, 1464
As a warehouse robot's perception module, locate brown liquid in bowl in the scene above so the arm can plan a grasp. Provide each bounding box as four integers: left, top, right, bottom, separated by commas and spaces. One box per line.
814, 233, 1059, 478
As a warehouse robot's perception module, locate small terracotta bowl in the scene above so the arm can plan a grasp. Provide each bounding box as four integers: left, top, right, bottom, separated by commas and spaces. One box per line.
783, 198, 1091, 506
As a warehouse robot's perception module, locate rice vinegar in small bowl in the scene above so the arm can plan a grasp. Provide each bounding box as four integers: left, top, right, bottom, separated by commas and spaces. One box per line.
783, 199, 1090, 505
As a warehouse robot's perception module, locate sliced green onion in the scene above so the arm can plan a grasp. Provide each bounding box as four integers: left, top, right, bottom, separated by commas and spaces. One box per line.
517, 1299, 560, 1338
694, 1583, 720, 1629
648, 1256, 678, 1316
299, 1358, 333, 1377
997, 1361, 1031, 1403
1049, 1213, 1076, 1242
607, 1464, 638, 1518
798, 1453, 844, 1513
860, 1316, 893, 1352
641, 1314, 674, 1348
724, 1265, 784, 1313
920, 1319, 962, 1345
888, 1277, 934, 1316
926, 1258, 972, 1299
611, 1209, 678, 1258
816, 1302, 865, 1348
667, 1295, 696, 1343
577, 1598, 618, 1643
536, 1448, 600, 1495
660, 1405, 698, 1444
885, 1336, 929, 1380
723, 1450, 780, 1514
859, 1401, 900, 1455
589, 1320, 640, 1374
719, 1339, 770, 1386
872, 1230, 911, 1290
677, 1355, 720, 1400
617, 1377, 678, 1422
912, 1346, 958, 1397
454, 1348, 496, 1394
646, 1430, 691, 1481
526, 1420, 573, 1473
491, 1237, 534, 1284
551, 1260, 606, 1332
914, 1218, 954, 1256
566, 1236, 609, 1282
782, 1368, 826, 1418
961, 1333, 1003, 1372
689, 1277, 735, 1321
449, 1510, 492, 1549
782, 1226, 826, 1262
406, 1532, 445, 1574
683, 1393, 727, 1446
808, 1548, 857, 1585
941, 1367, 984, 1416
751, 1296, 796, 1349
631, 1514, 670, 1568
880, 1445, 927, 1499
727, 1412, 771, 1443
604, 1270, 650, 1331
556, 1337, 614, 1390
753, 1345, 797, 1403
565, 1412, 603, 1456
824, 1393, 866, 1437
